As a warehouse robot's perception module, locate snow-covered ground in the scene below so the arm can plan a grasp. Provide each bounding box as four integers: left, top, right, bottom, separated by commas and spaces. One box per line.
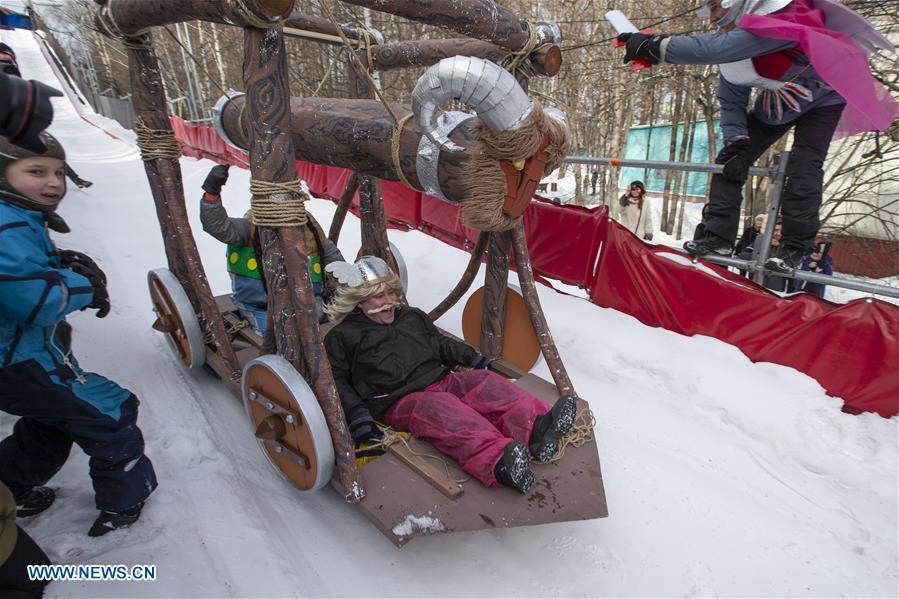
2, 29, 898, 598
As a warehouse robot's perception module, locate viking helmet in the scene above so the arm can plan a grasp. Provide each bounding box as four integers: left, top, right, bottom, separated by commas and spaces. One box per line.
325, 256, 397, 288
0, 132, 67, 211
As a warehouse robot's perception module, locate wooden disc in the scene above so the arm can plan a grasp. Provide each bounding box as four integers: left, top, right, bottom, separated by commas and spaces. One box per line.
461, 285, 541, 372
147, 269, 204, 369
243, 357, 333, 492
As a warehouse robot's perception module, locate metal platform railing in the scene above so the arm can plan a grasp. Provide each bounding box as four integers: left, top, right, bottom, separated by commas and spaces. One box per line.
565, 154, 899, 300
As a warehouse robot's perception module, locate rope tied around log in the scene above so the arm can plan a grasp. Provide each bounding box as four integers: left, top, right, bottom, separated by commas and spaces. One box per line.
391, 113, 415, 190
95, 2, 151, 48
230, 0, 284, 29
502, 21, 540, 74
249, 179, 309, 227
134, 120, 182, 161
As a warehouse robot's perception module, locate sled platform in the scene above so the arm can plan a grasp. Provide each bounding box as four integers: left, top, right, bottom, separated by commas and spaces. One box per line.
207, 294, 608, 546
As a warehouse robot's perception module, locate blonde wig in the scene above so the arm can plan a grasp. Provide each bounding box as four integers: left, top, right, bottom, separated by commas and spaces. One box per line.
324, 275, 404, 324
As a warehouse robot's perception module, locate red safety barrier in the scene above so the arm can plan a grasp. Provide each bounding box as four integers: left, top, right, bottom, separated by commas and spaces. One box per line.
589, 215, 899, 417
171, 117, 899, 417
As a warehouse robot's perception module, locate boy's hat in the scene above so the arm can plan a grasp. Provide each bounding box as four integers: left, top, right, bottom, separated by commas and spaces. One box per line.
0, 43, 16, 60
0, 132, 67, 212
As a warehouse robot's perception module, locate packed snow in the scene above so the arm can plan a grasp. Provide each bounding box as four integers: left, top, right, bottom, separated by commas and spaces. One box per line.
2, 29, 897, 598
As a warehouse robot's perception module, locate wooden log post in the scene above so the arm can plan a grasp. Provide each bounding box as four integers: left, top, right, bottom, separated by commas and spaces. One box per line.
116, 31, 240, 378
242, 25, 363, 502
283, 12, 381, 46
428, 231, 489, 321
510, 219, 574, 397
327, 172, 359, 244
94, 0, 294, 34
480, 231, 511, 359
368, 38, 505, 71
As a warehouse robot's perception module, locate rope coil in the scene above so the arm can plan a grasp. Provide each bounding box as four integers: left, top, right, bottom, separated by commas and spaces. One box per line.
503, 21, 541, 74
134, 120, 182, 161
547, 408, 596, 462
250, 179, 308, 227
391, 113, 415, 190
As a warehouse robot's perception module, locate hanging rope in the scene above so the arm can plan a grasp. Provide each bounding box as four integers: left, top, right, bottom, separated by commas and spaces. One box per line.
134, 120, 182, 161
391, 113, 415, 190
546, 408, 596, 463
250, 179, 308, 227
310, 45, 348, 97
502, 21, 540, 74
161, 25, 230, 100
317, 0, 401, 125
230, 0, 283, 29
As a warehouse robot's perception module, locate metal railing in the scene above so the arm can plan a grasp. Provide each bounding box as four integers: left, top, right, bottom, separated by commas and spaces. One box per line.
565, 154, 899, 300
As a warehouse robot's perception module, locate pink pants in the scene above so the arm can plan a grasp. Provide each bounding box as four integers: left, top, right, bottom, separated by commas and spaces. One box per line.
383, 370, 550, 487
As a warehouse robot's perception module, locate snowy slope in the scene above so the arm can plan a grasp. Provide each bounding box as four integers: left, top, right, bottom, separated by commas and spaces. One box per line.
2, 29, 897, 598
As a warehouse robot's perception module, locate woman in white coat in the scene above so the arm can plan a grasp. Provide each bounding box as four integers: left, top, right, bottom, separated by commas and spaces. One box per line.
615, 180, 653, 240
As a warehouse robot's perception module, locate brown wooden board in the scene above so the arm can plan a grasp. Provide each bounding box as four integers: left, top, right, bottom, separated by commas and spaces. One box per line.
208, 295, 607, 546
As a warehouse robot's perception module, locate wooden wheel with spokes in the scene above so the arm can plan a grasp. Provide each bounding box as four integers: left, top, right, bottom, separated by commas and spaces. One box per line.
147, 268, 205, 369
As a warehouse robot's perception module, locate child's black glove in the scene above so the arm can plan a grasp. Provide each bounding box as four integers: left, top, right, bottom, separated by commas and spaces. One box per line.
617, 33, 667, 65
202, 164, 230, 195
470, 354, 494, 370
350, 420, 384, 444
67, 260, 110, 318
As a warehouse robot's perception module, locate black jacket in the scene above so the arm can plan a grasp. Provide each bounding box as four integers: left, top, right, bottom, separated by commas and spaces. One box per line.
324, 307, 479, 425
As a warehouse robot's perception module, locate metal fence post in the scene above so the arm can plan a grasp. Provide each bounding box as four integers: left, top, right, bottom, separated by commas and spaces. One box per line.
751, 151, 790, 285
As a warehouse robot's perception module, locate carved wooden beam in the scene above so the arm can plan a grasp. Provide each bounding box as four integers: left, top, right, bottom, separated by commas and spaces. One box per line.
480, 231, 511, 359
94, 0, 292, 35
123, 33, 241, 379
368, 38, 504, 71
510, 219, 574, 397
216, 94, 478, 204
242, 26, 363, 502
327, 172, 359, 244
283, 12, 382, 46
428, 231, 489, 321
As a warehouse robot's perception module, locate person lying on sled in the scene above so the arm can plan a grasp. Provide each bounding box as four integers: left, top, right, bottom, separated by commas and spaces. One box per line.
322, 256, 577, 494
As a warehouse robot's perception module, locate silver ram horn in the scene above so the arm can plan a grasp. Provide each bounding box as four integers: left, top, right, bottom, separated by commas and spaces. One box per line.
411, 56, 534, 154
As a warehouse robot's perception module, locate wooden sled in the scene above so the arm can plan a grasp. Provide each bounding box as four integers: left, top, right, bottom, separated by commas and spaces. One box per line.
148, 270, 608, 546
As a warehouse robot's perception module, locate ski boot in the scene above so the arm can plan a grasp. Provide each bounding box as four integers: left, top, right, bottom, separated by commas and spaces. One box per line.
765, 245, 805, 274
529, 395, 578, 462
493, 442, 534, 494
88, 502, 143, 537
15, 486, 56, 518
683, 234, 733, 258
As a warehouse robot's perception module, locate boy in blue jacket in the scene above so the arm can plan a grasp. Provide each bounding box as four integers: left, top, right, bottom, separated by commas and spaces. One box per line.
0, 133, 156, 537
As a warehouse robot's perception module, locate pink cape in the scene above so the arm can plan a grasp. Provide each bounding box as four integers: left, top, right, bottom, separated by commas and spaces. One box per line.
740, 0, 899, 139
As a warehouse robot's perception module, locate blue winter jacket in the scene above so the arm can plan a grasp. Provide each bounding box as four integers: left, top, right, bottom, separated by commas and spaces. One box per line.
0, 199, 132, 420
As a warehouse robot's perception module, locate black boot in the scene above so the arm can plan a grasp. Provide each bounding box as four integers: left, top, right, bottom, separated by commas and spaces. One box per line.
493, 442, 534, 494
15, 486, 56, 518
528, 395, 578, 462
765, 244, 805, 274
88, 503, 143, 537
683, 233, 733, 257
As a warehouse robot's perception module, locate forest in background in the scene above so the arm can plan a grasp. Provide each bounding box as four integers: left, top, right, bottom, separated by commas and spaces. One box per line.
27, 0, 899, 241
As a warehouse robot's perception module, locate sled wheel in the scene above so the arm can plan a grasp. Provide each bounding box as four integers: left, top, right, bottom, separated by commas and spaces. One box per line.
242, 355, 335, 492
355, 241, 409, 293
147, 268, 205, 369
461, 284, 541, 372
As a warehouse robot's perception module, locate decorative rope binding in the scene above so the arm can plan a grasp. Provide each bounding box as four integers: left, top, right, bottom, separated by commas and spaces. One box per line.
249, 179, 308, 227
134, 120, 182, 162
547, 408, 596, 463
391, 113, 415, 190
230, 0, 284, 29
502, 21, 540, 74
95, 2, 151, 49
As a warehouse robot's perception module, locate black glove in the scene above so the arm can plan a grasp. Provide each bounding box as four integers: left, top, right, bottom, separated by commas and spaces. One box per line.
643, 232, 654, 241
470, 354, 494, 370
716, 137, 752, 184
58, 250, 107, 284
350, 420, 383, 444
617, 33, 667, 66
67, 261, 110, 318
0, 74, 63, 153
202, 164, 230, 195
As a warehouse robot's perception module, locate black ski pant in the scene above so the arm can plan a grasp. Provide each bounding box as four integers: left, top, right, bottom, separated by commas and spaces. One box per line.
0, 360, 157, 513
701, 104, 844, 250
0, 525, 51, 598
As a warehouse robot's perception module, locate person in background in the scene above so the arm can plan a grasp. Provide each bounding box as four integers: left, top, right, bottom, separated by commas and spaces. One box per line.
0, 481, 50, 598
199, 164, 344, 333
762, 220, 790, 292
323, 257, 578, 494
0, 133, 157, 537
618, 0, 898, 271
735, 213, 766, 276
615, 180, 654, 241
792, 235, 833, 297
